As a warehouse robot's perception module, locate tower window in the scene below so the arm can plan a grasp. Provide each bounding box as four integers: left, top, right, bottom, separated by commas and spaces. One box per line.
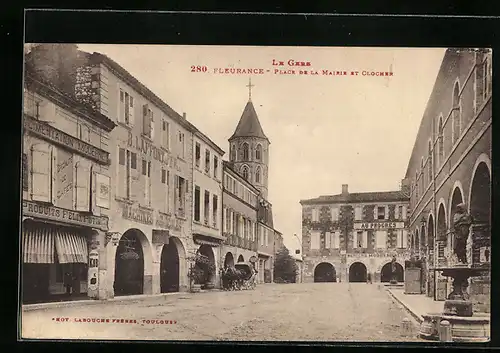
230, 144, 236, 162
243, 143, 249, 161
256, 144, 262, 161
255, 166, 261, 183
241, 166, 249, 181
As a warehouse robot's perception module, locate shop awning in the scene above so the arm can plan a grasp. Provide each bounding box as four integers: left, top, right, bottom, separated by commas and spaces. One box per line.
55, 231, 88, 264
23, 225, 55, 264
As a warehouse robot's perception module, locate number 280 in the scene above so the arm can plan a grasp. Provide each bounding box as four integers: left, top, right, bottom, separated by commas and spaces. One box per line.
191, 65, 208, 73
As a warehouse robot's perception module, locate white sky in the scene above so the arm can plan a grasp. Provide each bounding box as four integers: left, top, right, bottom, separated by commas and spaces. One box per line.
77, 44, 446, 257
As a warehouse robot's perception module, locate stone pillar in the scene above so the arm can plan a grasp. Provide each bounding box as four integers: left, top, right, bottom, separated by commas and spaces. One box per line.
88, 230, 110, 300
148, 261, 160, 295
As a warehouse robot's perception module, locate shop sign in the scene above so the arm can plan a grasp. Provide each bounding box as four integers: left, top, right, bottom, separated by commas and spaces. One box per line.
88, 267, 98, 292
127, 131, 181, 171
22, 200, 109, 231
152, 229, 169, 245
155, 212, 182, 231
89, 250, 99, 268
354, 222, 405, 230
347, 252, 410, 258
55, 149, 74, 209
24, 115, 110, 165
95, 173, 111, 209
121, 204, 153, 225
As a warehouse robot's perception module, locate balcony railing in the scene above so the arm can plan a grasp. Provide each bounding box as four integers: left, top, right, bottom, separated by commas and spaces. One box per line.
223, 234, 258, 251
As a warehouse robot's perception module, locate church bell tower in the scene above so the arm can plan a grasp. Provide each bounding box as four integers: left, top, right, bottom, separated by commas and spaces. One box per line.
228, 78, 270, 199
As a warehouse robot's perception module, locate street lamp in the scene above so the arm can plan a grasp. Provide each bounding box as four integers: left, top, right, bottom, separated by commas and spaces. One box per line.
293, 234, 304, 283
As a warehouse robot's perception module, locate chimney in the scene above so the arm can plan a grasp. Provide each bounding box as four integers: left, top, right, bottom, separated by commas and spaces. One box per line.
342, 184, 349, 195
182, 112, 186, 119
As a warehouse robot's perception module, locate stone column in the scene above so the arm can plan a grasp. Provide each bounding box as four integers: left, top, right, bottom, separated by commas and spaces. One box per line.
88, 230, 110, 300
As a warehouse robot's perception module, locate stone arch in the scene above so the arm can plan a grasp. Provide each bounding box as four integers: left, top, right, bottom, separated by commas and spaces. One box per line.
242, 142, 250, 161
240, 164, 250, 181
349, 262, 367, 283
313, 262, 336, 282
380, 261, 404, 282
195, 245, 216, 285
224, 252, 235, 268
468, 153, 492, 216
160, 236, 186, 293
113, 228, 153, 296
437, 199, 447, 247
255, 143, 262, 161
448, 180, 466, 228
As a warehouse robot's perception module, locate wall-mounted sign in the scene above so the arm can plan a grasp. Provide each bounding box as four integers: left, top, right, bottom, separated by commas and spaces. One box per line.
23, 200, 109, 231
55, 149, 74, 209
249, 256, 257, 263
127, 131, 181, 171
24, 115, 110, 165
88, 267, 98, 292
152, 229, 169, 245
354, 222, 405, 230
121, 204, 153, 225
347, 252, 410, 258
95, 173, 111, 209
89, 250, 99, 268
156, 212, 182, 231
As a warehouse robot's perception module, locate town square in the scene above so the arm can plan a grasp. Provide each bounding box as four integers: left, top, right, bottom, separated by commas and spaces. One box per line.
20, 44, 491, 342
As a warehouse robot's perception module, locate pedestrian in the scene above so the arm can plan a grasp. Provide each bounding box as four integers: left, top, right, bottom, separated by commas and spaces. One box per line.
64, 270, 73, 296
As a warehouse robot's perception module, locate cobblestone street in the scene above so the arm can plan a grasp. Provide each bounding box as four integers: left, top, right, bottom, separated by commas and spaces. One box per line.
22, 283, 424, 342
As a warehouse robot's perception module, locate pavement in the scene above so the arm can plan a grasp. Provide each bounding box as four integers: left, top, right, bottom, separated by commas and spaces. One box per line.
386, 287, 444, 324
20, 283, 425, 342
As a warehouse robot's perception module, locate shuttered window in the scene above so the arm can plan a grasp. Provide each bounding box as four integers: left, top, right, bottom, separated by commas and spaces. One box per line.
30, 143, 51, 202
355, 206, 362, 221
333, 231, 340, 249
116, 147, 127, 198
362, 231, 368, 248
310, 231, 320, 250
375, 230, 387, 249
325, 232, 331, 248
311, 208, 319, 222
22, 153, 28, 191
75, 158, 91, 211
402, 230, 408, 249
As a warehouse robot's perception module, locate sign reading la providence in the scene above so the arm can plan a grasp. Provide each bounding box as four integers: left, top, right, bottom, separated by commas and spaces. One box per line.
23, 200, 109, 231
354, 222, 405, 230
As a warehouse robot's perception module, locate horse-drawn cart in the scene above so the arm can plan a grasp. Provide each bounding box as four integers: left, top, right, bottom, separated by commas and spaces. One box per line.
221, 262, 257, 291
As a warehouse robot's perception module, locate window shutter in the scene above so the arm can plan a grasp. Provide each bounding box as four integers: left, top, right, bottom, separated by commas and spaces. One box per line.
117, 87, 123, 124
402, 230, 408, 248
402, 206, 407, 220
385, 206, 389, 219
362, 231, 368, 248
395, 205, 400, 219
30, 143, 51, 202
373, 205, 377, 220
150, 111, 155, 140
51, 148, 57, 203
129, 95, 135, 125
352, 231, 358, 248
116, 147, 126, 198
75, 159, 91, 211
325, 232, 331, 248
143, 104, 150, 136
22, 153, 29, 191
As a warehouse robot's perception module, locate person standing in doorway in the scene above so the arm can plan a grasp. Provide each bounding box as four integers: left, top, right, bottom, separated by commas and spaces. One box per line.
64, 270, 73, 296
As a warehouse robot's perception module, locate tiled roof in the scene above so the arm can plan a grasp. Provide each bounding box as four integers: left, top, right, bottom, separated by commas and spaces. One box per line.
229, 101, 269, 142
300, 191, 409, 205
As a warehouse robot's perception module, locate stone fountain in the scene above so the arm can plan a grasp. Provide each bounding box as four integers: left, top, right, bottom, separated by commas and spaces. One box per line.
419, 204, 490, 342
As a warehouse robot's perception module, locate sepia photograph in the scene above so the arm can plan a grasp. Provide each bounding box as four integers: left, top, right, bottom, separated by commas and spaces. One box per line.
19, 43, 491, 342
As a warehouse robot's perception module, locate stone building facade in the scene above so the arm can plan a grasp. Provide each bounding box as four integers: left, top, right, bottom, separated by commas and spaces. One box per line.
221, 161, 259, 271
300, 184, 410, 284
21, 61, 116, 304
24, 44, 226, 299
404, 48, 491, 312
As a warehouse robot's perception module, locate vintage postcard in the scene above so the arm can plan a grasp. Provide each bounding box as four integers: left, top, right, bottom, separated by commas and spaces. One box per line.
19, 44, 491, 342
